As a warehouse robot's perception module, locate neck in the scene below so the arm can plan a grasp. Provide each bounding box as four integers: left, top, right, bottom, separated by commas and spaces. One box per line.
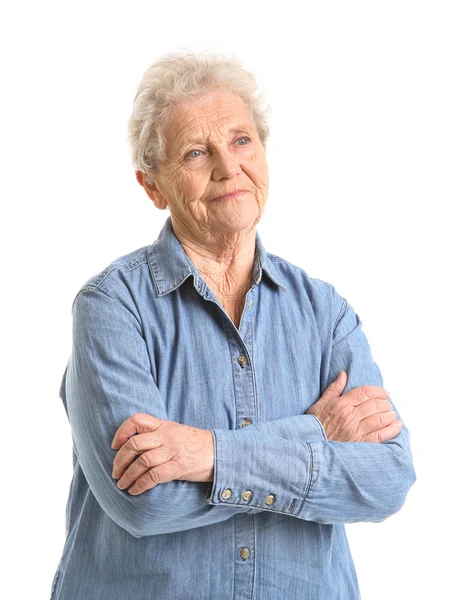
171, 219, 256, 298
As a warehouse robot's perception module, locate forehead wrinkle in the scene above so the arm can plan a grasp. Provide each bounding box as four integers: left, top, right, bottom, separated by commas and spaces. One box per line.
168, 101, 253, 150
189, 122, 252, 144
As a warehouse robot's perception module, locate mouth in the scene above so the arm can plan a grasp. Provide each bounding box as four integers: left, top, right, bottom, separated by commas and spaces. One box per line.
211, 189, 249, 202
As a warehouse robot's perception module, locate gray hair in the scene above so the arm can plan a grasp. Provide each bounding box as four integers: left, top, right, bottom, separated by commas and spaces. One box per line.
128, 50, 271, 184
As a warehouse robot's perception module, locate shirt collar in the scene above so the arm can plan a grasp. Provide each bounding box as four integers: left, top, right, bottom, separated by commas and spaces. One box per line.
147, 216, 287, 296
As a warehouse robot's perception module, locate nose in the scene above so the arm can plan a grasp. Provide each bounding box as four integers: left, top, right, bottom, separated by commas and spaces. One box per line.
211, 150, 241, 181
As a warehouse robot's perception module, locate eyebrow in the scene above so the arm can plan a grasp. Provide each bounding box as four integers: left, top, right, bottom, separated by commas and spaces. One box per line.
183, 124, 253, 145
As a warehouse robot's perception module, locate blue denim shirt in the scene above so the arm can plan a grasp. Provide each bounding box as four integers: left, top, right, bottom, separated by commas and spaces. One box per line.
51, 216, 415, 600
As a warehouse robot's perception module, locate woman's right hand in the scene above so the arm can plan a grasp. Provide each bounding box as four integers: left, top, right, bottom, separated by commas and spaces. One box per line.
307, 371, 403, 443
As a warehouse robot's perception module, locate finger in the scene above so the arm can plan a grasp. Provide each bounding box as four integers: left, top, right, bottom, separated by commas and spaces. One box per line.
128, 461, 183, 495
355, 397, 393, 421
359, 410, 397, 436
116, 446, 173, 490
344, 385, 390, 407
112, 431, 163, 478
362, 420, 403, 443
111, 413, 162, 449
320, 371, 348, 402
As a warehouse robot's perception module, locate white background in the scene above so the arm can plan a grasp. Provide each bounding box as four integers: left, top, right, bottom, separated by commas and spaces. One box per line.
2, 1, 451, 598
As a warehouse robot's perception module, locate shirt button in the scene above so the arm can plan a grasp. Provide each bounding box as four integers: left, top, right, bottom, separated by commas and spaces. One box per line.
221, 488, 233, 500
241, 417, 252, 427
241, 489, 253, 501
239, 547, 251, 560
237, 355, 248, 367
265, 493, 276, 505
248, 299, 254, 307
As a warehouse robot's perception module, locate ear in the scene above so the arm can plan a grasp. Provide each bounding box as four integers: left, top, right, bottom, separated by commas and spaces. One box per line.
135, 171, 168, 210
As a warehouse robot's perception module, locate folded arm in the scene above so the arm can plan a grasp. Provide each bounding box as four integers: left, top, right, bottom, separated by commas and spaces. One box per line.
64, 287, 328, 538
209, 289, 416, 523
65, 285, 415, 538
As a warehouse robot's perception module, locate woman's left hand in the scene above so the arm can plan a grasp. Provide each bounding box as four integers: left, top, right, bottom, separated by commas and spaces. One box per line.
111, 413, 214, 495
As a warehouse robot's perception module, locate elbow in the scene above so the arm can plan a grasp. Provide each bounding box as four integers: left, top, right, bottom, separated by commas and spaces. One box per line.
114, 504, 175, 538
124, 525, 152, 539
97, 491, 169, 538
111, 497, 199, 538
115, 513, 167, 539
106, 508, 152, 539
120, 518, 150, 539
369, 460, 417, 522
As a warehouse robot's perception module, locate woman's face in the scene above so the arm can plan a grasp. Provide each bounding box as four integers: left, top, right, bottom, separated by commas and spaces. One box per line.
140, 90, 269, 242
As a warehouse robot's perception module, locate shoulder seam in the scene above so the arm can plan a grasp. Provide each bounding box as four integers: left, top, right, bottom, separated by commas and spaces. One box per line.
333, 296, 349, 334
84, 256, 148, 290
90, 266, 117, 290
71, 285, 144, 330
123, 257, 148, 272
71, 283, 117, 312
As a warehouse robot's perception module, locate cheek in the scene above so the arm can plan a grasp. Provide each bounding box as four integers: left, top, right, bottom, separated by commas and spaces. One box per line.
162, 172, 192, 204
176, 167, 210, 200
245, 152, 269, 190
256, 161, 269, 185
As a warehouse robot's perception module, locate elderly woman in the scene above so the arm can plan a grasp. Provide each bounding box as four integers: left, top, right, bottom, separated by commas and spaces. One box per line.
51, 52, 415, 600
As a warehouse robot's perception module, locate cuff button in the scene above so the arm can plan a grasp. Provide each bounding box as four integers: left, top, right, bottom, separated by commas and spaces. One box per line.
265, 493, 276, 505
221, 488, 233, 500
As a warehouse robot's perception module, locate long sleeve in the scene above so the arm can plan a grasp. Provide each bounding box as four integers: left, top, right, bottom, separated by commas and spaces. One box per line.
301, 292, 417, 523
63, 286, 328, 538
208, 288, 416, 524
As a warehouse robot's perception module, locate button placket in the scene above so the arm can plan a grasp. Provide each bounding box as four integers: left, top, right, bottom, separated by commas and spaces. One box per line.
239, 547, 251, 560
224, 285, 258, 438
234, 506, 255, 595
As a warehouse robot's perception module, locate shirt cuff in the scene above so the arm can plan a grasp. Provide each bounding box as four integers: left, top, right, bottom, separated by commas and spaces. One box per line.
206, 422, 318, 517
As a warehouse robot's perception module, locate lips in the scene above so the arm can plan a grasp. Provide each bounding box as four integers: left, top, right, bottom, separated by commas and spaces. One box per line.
211, 189, 249, 201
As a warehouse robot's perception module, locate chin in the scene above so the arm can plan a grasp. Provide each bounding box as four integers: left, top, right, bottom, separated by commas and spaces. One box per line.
215, 216, 261, 236
209, 202, 263, 233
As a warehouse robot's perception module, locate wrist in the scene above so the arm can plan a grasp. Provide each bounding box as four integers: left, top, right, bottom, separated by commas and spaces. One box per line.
185, 428, 214, 482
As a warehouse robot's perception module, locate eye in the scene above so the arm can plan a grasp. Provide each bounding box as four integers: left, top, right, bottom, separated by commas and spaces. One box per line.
185, 149, 203, 159
236, 136, 251, 146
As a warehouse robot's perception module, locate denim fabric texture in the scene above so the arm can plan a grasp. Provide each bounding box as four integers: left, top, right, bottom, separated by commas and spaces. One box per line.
51, 216, 415, 599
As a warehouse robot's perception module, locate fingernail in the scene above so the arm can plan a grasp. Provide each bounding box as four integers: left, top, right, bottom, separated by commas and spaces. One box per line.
117, 481, 125, 489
